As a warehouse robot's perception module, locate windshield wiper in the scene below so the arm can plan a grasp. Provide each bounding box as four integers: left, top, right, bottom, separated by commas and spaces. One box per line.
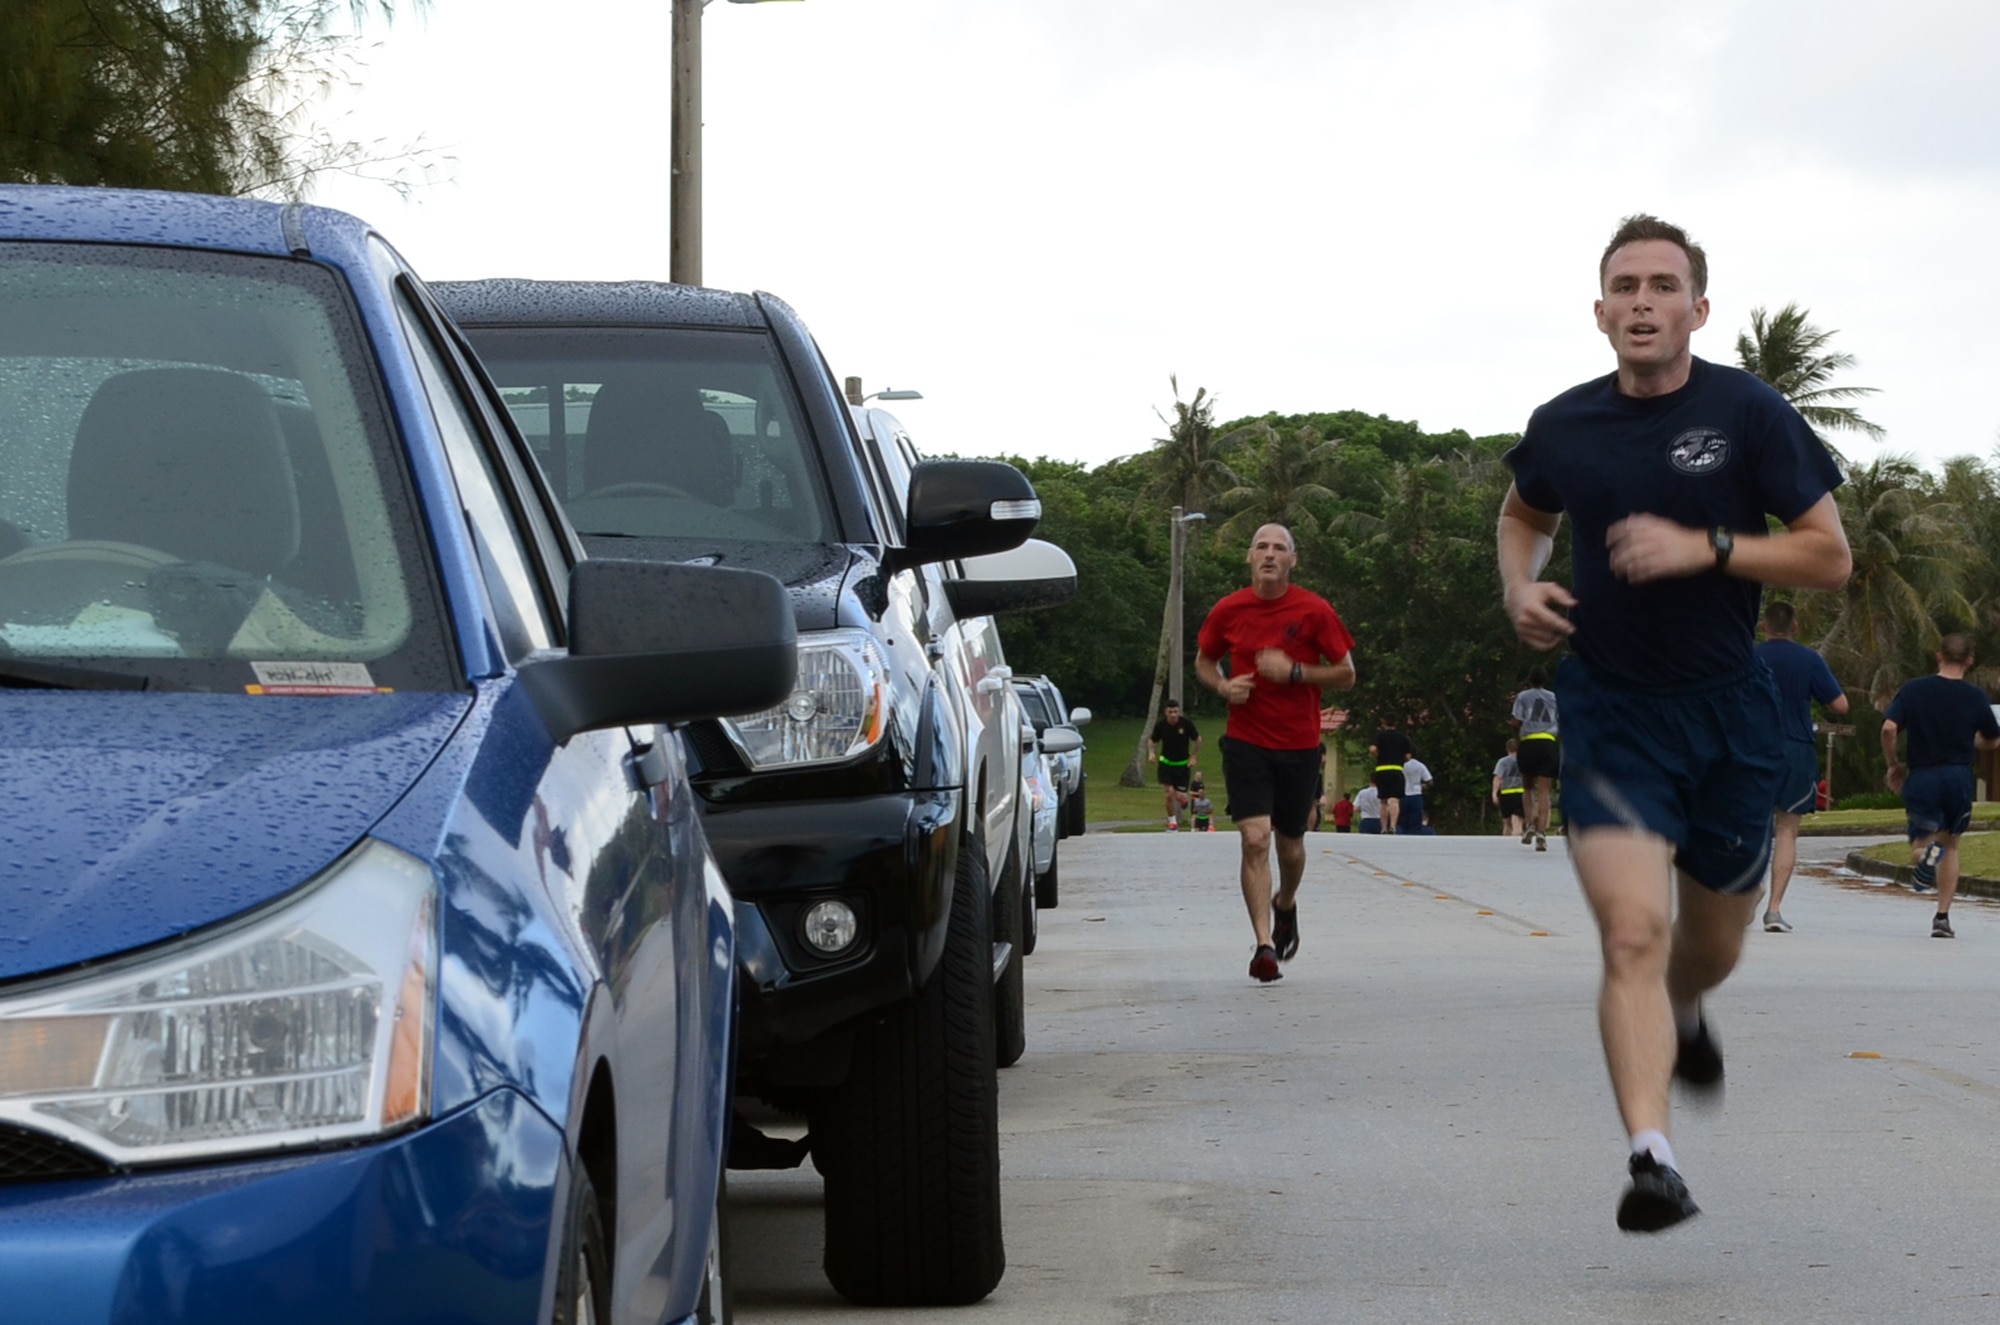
0, 658, 152, 691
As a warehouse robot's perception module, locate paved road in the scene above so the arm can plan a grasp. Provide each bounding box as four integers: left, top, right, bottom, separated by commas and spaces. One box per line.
729, 831, 2000, 1323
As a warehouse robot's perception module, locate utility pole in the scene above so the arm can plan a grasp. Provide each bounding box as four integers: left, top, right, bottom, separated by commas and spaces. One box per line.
1120, 507, 1205, 789
1168, 507, 1206, 706
1168, 506, 1186, 707
670, 0, 703, 285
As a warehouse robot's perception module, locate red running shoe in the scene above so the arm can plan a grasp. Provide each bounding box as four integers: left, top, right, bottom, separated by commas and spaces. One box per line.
1271, 902, 1299, 962
1248, 944, 1282, 982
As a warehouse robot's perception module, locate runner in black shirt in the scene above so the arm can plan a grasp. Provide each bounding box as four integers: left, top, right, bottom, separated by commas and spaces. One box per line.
1881, 635, 2000, 938
1368, 717, 1412, 833
1149, 700, 1201, 831
1498, 215, 1851, 1233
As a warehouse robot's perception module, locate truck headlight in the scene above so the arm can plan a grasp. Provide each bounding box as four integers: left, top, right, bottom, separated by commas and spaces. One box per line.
720, 628, 890, 769
0, 838, 436, 1168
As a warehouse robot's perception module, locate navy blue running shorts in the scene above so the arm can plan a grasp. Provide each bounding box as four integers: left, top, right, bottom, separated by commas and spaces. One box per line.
1775, 741, 1820, 815
1903, 765, 1975, 840
1222, 737, 1320, 838
1554, 657, 1783, 895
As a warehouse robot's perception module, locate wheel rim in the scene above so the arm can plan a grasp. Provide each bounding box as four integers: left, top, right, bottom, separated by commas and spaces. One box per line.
572, 1245, 598, 1324
698, 1183, 727, 1323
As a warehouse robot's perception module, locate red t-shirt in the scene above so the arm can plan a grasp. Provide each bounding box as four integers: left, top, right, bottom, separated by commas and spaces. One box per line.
1197, 583, 1355, 751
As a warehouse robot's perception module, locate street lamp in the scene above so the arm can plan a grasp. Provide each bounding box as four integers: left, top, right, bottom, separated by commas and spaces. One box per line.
840, 376, 923, 406
1168, 508, 1206, 709
672, 0, 805, 286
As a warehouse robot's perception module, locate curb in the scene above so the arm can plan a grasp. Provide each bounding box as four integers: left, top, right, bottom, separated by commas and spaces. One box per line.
1842, 851, 2000, 902
1801, 817, 2000, 837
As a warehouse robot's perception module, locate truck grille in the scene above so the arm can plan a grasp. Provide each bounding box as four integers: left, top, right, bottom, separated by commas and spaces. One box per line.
0, 1124, 111, 1183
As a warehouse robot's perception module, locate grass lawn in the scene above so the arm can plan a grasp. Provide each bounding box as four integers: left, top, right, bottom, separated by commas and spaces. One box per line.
1080, 716, 1240, 832
1077, 716, 1364, 834
1854, 821, 2000, 877
1077, 718, 1995, 847
1804, 805, 2000, 837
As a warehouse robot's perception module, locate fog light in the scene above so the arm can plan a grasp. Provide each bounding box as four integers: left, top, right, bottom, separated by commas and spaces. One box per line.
802, 900, 858, 955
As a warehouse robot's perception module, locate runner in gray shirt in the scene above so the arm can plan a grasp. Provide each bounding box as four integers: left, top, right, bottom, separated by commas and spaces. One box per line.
1511, 669, 1560, 849
1492, 739, 1526, 837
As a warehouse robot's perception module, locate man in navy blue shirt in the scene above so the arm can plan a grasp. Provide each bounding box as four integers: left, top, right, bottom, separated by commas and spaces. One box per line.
1497, 215, 1851, 1233
1881, 635, 2000, 939
1755, 600, 1847, 932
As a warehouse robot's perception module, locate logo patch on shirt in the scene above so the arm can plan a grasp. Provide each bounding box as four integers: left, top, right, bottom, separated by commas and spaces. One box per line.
1667, 427, 1731, 475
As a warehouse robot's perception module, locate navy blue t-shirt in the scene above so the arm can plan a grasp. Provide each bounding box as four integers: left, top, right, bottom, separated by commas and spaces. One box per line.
1885, 674, 2000, 769
1505, 358, 1843, 689
1756, 637, 1844, 744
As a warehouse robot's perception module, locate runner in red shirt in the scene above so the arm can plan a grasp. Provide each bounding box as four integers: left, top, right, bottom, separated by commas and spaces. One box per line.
1195, 524, 1358, 982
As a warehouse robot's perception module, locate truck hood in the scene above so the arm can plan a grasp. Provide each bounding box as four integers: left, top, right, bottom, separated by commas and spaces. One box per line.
0, 691, 471, 983
580, 536, 854, 632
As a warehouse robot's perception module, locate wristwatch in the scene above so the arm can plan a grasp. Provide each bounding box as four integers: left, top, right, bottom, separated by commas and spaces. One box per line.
1709, 526, 1734, 570
1290, 662, 1305, 685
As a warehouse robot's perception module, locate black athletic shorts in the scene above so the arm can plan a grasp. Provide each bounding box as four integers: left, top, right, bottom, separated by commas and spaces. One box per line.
1371, 765, 1406, 800
1221, 737, 1321, 838
1517, 733, 1560, 780
1157, 760, 1192, 790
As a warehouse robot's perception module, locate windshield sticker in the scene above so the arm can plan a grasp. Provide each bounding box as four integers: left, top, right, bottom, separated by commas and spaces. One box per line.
247, 661, 391, 696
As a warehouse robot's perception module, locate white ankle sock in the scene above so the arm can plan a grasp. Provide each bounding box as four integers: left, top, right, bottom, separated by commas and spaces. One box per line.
1631, 1130, 1675, 1169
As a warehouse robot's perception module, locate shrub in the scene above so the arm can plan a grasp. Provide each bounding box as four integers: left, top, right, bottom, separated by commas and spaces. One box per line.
1833, 791, 1904, 811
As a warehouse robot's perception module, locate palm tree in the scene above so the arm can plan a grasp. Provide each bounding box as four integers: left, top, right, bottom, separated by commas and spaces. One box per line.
1813, 455, 1975, 705
1213, 423, 1342, 545
1119, 379, 1256, 786
1735, 304, 1886, 457
1133, 377, 1250, 517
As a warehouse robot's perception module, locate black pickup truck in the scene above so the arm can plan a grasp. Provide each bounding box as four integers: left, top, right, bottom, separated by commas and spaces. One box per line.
437, 280, 1074, 1307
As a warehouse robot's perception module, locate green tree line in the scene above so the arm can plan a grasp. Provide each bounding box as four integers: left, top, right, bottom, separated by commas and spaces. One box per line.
995, 311, 2000, 832
1, 1, 426, 198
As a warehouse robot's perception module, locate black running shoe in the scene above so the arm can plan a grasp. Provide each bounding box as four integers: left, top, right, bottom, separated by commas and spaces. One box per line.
1617, 1152, 1700, 1232
1673, 1014, 1724, 1090
1933, 913, 1955, 939
1272, 902, 1300, 962
1248, 945, 1283, 983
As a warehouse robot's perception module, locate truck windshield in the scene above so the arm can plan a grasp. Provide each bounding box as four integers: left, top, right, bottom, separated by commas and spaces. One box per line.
465, 327, 830, 545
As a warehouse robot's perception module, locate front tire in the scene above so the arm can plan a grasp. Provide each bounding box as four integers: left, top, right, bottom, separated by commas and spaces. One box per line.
814, 829, 1005, 1306
993, 839, 1027, 1067
1064, 776, 1087, 838
1034, 846, 1060, 909
695, 1171, 733, 1325
552, 1163, 610, 1325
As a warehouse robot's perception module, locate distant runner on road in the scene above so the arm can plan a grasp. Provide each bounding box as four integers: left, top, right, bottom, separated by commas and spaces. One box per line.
1493, 739, 1525, 838
1368, 716, 1412, 834
1149, 700, 1201, 831
1497, 213, 1850, 1234
1880, 634, 2000, 940
1754, 600, 1847, 933
1196, 524, 1357, 983
1511, 668, 1560, 850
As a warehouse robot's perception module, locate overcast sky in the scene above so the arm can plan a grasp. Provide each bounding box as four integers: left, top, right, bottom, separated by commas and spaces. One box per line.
314, 0, 2000, 476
